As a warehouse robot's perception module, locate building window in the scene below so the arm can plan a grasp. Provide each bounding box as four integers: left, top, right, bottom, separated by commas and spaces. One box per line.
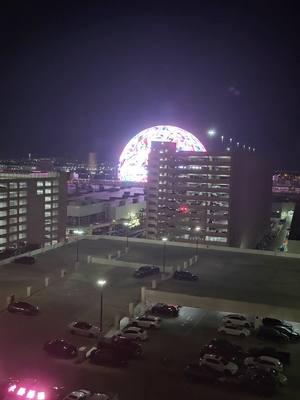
9, 200, 18, 207
9, 182, 18, 189
45, 226, 51, 232
19, 191, 27, 197
52, 187, 59, 194
9, 217, 17, 224
52, 224, 58, 231
52, 210, 58, 216
37, 189, 43, 195
19, 182, 27, 188
45, 181, 52, 187
9, 234, 18, 241
45, 211, 51, 217
0, 228, 7, 235
9, 226, 17, 233
37, 181, 44, 187
52, 195, 59, 201
0, 201, 7, 208
9, 209, 17, 216
52, 240, 58, 245
45, 196, 52, 202
53, 180, 59, 186
0, 238, 7, 244
18, 233, 26, 239
0, 183, 8, 189
0, 220, 7, 227
19, 199, 27, 205
19, 216, 27, 222
19, 207, 27, 214
45, 204, 52, 210
9, 191, 18, 198
0, 210, 7, 217
19, 224, 27, 231
45, 189, 52, 194
0, 193, 7, 199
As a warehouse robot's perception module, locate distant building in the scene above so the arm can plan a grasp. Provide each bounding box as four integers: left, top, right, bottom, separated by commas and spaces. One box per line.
272, 171, 300, 200
88, 152, 97, 173
146, 141, 272, 248
0, 172, 67, 251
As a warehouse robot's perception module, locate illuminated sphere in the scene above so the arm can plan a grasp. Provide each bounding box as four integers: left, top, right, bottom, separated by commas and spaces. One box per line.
118, 125, 206, 182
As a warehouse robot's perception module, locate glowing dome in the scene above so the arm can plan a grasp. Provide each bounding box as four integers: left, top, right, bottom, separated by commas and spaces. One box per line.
118, 125, 206, 182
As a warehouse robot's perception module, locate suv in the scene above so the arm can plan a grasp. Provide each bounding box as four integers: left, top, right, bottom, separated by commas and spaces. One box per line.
257, 326, 289, 343
90, 348, 128, 367
262, 317, 292, 329
150, 303, 179, 317
134, 266, 160, 278
14, 256, 35, 265
173, 270, 198, 281
98, 335, 143, 358
199, 354, 239, 375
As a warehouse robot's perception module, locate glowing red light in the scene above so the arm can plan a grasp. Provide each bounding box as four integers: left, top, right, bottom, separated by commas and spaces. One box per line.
8, 385, 17, 393
179, 205, 189, 214
37, 392, 45, 400
26, 391, 36, 399
17, 388, 26, 396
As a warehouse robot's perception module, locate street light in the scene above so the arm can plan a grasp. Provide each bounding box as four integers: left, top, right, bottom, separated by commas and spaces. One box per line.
73, 229, 84, 262
97, 279, 106, 334
195, 226, 201, 255
124, 221, 130, 249
162, 237, 168, 274
207, 129, 216, 137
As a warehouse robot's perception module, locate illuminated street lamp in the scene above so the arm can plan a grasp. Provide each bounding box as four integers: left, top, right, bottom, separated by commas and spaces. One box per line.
195, 226, 201, 255
124, 221, 130, 249
97, 280, 107, 334
74, 229, 84, 262
207, 129, 216, 137
162, 237, 168, 274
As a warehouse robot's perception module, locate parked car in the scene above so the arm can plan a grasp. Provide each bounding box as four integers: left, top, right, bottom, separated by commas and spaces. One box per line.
199, 354, 239, 375
184, 363, 222, 383
150, 303, 179, 317
262, 317, 293, 329
120, 326, 148, 341
247, 346, 290, 365
63, 390, 117, 400
7, 301, 39, 315
130, 315, 161, 329
134, 266, 160, 278
274, 325, 300, 341
218, 323, 250, 338
68, 321, 100, 338
98, 335, 143, 358
222, 314, 251, 328
43, 339, 77, 358
14, 256, 35, 265
244, 355, 283, 373
89, 348, 128, 367
173, 270, 198, 281
201, 340, 246, 364
257, 326, 289, 343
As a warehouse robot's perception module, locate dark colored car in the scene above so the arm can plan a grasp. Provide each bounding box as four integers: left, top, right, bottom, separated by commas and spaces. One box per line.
257, 326, 289, 343
173, 270, 198, 281
14, 256, 35, 265
203, 339, 246, 365
43, 339, 77, 358
7, 301, 39, 315
184, 363, 222, 383
248, 347, 290, 365
150, 303, 179, 317
274, 325, 300, 341
90, 348, 128, 367
97, 335, 143, 358
134, 266, 160, 278
262, 317, 293, 329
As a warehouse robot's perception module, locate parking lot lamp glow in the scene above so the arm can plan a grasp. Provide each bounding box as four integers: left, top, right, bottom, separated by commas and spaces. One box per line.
162, 237, 168, 274
97, 280, 107, 334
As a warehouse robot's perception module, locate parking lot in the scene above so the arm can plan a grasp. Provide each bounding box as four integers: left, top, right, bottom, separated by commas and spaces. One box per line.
1, 237, 300, 399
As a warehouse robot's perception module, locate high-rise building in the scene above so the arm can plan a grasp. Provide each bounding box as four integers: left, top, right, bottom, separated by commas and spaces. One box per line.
0, 172, 67, 251
146, 141, 272, 248
88, 152, 97, 173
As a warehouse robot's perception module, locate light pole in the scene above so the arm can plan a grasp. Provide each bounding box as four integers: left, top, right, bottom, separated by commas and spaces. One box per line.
195, 226, 201, 256
162, 237, 168, 274
124, 222, 129, 250
97, 280, 106, 335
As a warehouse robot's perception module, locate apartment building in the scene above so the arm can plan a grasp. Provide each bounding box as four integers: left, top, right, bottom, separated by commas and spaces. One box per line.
146, 141, 272, 248
0, 172, 67, 251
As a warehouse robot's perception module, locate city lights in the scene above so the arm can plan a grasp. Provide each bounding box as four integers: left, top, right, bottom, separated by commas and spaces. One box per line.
207, 129, 216, 136
118, 125, 206, 182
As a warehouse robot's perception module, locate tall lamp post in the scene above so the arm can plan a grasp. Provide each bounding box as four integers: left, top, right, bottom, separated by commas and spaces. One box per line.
124, 221, 130, 250
74, 228, 83, 263
97, 279, 106, 335
195, 226, 201, 256
162, 237, 168, 274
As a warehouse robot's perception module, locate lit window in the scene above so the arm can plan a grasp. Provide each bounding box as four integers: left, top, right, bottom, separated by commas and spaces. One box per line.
9, 209, 17, 216
0, 201, 7, 208
45, 196, 52, 202
52, 187, 59, 193
19, 216, 27, 222
9, 191, 18, 198
0, 228, 7, 235
45, 181, 52, 187
0, 192, 7, 199
9, 182, 18, 189
19, 199, 27, 205
53, 180, 59, 186
9, 226, 17, 233
0, 238, 7, 244
19, 233, 26, 239
19, 191, 27, 197
37, 181, 44, 187
45, 189, 51, 194
52, 210, 58, 216
0, 210, 7, 217
19, 182, 27, 188
9, 200, 18, 207
0, 220, 6, 226
52, 203, 58, 209
37, 189, 43, 195
19, 224, 27, 231
19, 207, 27, 214
45, 211, 51, 217
9, 234, 18, 241
45, 204, 51, 210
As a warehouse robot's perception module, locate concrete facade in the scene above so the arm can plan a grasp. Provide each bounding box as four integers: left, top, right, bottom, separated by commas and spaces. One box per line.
146, 142, 272, 248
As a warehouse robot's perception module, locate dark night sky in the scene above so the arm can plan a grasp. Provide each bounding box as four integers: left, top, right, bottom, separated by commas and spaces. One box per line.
0, 1, 299, 169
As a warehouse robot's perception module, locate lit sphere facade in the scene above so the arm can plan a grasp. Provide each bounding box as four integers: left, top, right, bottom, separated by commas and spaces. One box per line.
118, 125, 206, 182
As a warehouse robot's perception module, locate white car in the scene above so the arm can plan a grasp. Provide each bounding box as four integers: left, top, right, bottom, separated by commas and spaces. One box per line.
218, 323, 250, 337
120, 326, 148, 341
244, 355, 283, 372
222, 313, 251, 328
69, 321, 100, 338
63, 390, 115, 400
199, 354, 239, 375
131, 315, 161, 329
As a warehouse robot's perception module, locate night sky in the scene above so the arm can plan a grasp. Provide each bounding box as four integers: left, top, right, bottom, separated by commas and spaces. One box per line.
1, 1, 298, 170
